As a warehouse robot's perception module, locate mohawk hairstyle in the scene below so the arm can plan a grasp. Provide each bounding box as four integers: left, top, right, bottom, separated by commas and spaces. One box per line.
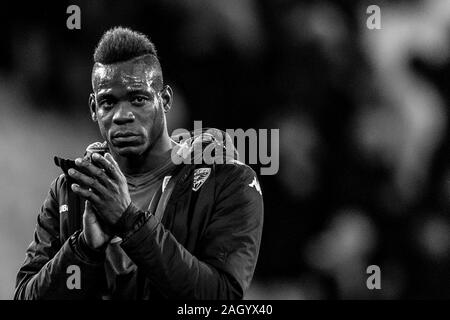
93, 26, 158, 64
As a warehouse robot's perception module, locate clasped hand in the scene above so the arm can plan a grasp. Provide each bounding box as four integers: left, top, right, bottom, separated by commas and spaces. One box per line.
68, 152, 131, 229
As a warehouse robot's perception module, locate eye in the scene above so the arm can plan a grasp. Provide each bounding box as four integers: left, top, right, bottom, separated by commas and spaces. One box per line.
131, 96, 148, 106
99, 99, 114, 110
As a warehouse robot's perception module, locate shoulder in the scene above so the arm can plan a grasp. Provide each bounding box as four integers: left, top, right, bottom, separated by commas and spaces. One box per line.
213, 161, 262, 198
214, 160, 258, 184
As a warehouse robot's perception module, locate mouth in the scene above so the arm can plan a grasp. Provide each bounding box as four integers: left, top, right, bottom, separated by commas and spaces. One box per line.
112, 131, 138, 138
111, 131, 141, 145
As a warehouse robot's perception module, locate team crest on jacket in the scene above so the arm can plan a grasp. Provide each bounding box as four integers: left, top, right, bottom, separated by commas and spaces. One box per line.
193, 168, 211, 191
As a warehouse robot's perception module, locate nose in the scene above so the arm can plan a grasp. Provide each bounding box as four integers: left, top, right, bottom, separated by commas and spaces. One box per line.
112, 102, 135, 125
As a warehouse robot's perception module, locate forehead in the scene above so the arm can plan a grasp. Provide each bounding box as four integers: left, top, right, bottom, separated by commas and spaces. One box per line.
92, 58, 158, 92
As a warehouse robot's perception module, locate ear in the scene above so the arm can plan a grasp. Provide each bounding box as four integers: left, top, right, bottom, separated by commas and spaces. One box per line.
89, 93, 97, 122
160, 85, 173, 113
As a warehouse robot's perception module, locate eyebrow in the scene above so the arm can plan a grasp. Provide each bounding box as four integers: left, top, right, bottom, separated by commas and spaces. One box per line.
96, 91, 115, 101
96, 88, 153, 100
125, 88, 154, 96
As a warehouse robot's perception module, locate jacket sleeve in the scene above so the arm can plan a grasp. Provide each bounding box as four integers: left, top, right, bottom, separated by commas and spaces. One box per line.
14, 175, 106, 300
119, 164, 264, 299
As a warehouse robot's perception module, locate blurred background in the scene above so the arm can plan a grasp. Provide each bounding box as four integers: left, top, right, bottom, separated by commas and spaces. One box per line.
1, 0, 450, 299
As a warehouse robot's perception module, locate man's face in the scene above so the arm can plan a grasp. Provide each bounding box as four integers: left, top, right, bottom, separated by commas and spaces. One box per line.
91, 58, 165, 158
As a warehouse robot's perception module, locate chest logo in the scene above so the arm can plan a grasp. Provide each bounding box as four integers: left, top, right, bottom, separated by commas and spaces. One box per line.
59, 204, 69, 214
193, 168, 211, 191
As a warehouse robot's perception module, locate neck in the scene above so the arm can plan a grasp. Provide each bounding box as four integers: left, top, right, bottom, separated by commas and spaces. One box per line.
113, 131, 174, 175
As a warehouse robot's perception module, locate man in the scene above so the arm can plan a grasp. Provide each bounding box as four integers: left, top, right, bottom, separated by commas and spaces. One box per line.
14, 27, 263, 300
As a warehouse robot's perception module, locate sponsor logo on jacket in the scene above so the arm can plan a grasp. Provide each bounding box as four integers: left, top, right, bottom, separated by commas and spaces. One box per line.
249, 177, 262, 195
59, 205, 69, 214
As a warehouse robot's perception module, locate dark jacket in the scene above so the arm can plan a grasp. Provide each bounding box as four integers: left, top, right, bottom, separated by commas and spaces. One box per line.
14, 131, 264, 300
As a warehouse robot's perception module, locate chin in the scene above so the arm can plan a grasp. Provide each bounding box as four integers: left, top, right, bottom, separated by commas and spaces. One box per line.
113, 144, 147, 158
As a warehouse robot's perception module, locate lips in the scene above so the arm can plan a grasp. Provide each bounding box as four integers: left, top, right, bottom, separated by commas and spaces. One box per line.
112, 131, 138, 138
111, 131, 141, 146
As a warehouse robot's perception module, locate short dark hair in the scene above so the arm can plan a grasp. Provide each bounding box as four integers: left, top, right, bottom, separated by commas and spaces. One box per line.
93, 26, 158, 64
